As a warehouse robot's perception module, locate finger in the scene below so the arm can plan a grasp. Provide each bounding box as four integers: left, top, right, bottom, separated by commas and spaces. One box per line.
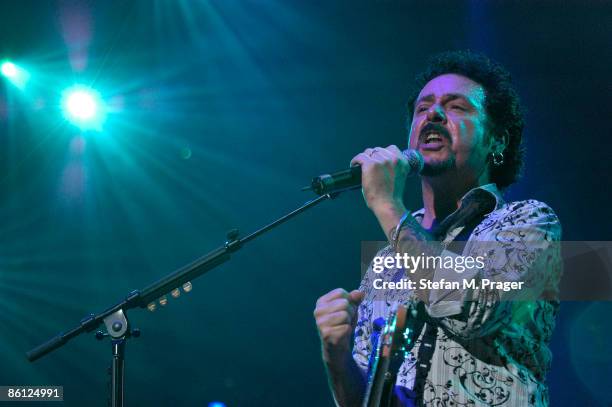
316, 288, 349, 306
352, 147, 382, 164
368, 147, 386, 159
357, 147, 387, 165
348, 289, 365, 305
314, 298, 356, 318
318, 310, 352, 327
374, 148, 395, 162
350, 152, 372, 167
386, 144, 404, 156
387, 145, 409, 167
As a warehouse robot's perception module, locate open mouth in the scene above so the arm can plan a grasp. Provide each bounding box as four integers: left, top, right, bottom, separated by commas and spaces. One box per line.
419, 130, 448, 150
422, 132, 445, 144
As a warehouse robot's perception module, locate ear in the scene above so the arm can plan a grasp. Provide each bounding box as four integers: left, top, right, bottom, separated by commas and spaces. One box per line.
489, 130, 509, 154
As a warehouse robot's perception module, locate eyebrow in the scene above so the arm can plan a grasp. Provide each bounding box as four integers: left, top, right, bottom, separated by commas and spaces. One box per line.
414, 93, 474, 107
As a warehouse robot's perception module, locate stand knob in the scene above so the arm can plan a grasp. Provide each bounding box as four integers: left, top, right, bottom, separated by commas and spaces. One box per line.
226, 228, 239, 241
96, 331, 108, 340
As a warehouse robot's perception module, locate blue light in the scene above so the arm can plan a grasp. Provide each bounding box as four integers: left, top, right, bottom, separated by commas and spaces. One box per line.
208, 402, 227, 407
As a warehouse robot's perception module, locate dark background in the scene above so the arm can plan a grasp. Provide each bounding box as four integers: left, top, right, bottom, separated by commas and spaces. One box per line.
0, 1, 610, 406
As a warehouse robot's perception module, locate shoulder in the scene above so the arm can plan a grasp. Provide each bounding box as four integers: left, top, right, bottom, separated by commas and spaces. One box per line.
501, 199, 560, 228
475, 199, 562, 240
504, 199, 559, 218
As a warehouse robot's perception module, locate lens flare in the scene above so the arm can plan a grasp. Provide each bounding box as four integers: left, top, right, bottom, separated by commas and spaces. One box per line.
1, 62, 17, 77
1, 60, 30, 88
61, 85, 106, 130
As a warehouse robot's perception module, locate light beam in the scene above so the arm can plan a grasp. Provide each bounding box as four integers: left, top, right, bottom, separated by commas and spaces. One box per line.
61, 85, 106, 130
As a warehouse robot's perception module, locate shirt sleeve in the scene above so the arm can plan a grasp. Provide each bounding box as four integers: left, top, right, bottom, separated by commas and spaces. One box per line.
426, 200, 562, 340
352, 263, 375, 373
352, 245, 399, 373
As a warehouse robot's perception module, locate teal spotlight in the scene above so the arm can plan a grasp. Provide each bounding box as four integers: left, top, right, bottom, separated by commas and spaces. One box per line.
61, 85, 106, 130
1, 62, 17, 77
1, 60, 30, 88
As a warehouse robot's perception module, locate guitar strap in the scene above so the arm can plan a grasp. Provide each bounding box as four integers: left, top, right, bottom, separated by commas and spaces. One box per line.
385, 189, 495, 406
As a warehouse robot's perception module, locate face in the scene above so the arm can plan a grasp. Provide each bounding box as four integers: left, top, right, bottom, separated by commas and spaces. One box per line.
408, 73, 492, 180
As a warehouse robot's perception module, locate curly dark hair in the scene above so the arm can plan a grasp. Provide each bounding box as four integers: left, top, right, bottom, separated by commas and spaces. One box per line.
406, 50, 525, 189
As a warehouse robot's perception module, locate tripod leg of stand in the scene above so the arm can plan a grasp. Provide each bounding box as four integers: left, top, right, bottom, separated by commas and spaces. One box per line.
111, 338, 125, 407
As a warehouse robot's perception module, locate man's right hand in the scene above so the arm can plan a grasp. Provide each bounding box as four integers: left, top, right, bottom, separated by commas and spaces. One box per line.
314, 288, 365, 364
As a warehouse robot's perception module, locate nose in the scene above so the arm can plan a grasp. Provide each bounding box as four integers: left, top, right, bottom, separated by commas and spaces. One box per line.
426, 104, 446, 123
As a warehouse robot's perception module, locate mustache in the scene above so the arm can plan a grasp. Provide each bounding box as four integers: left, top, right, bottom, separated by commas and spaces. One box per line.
419, 123, 451, 143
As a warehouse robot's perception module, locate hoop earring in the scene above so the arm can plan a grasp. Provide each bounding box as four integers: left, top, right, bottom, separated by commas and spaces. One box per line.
492, 151, 504, 166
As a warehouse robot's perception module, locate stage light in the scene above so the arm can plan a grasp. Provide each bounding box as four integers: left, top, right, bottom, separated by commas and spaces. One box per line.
1, 61, 17, 77
61, 85, 106, 130
1, 60, 30, 88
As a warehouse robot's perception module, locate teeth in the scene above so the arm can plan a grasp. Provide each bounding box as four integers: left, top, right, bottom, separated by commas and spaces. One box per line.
425, 133, 442, 142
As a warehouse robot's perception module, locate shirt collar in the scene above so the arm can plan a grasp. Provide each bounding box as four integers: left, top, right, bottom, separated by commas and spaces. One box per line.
412, 183, 504, 221
468, 183, 504, 210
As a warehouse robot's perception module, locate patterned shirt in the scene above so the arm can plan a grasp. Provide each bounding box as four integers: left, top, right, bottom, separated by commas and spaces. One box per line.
353, 184, 562, 406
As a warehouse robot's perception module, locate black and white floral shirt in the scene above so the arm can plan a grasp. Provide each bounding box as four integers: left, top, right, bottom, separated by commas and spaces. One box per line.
354, 184, 562, 406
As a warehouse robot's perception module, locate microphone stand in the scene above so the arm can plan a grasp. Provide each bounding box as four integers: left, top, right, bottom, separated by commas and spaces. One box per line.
26, 188, 355, 407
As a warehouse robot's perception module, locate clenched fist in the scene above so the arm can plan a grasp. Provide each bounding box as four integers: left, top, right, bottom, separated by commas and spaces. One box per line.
314, 288, 365, 364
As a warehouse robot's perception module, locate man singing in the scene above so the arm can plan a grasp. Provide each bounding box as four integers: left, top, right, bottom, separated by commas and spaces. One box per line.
314, 51, 561, 406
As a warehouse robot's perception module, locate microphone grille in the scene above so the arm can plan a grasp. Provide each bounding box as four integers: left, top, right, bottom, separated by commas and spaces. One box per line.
402, 149, 424, 176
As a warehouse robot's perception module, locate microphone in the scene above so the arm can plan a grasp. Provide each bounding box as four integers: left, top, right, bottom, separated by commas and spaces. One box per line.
305, 149, 424, 195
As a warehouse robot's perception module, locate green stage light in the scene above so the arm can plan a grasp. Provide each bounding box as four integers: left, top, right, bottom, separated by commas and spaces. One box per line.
1, 60, 30, 88
61, 85, 106, 130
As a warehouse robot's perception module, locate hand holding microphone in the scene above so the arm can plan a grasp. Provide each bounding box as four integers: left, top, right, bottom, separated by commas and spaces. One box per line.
350, 145, 422, 211
307, 145, 423, 202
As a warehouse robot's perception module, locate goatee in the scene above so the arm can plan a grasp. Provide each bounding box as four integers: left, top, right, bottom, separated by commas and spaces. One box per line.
420, 156, 456, 176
